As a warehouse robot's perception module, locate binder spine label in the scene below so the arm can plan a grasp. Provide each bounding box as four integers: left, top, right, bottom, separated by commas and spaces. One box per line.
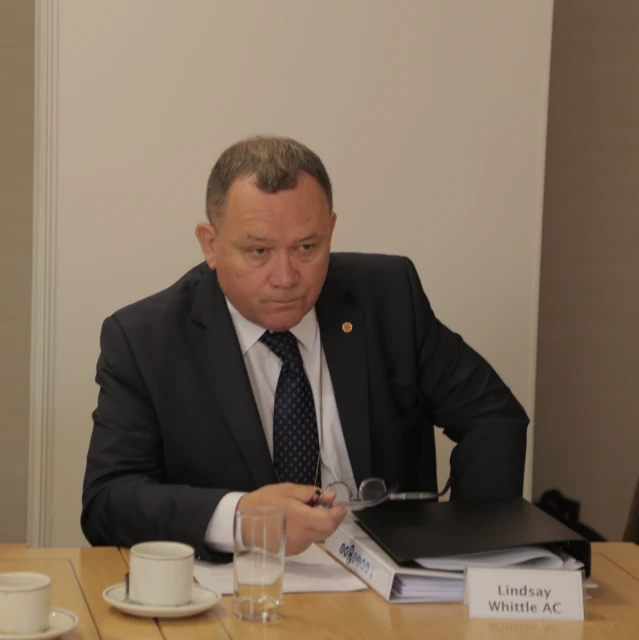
325, 525, 394, 600
337, 541, 374, 581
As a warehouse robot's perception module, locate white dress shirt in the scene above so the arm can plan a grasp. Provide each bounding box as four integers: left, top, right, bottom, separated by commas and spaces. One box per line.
204, 301, 355, 553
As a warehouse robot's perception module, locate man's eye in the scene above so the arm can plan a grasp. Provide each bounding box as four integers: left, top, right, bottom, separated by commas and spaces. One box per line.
299, 244, 315, 252
251, 248, 268, 256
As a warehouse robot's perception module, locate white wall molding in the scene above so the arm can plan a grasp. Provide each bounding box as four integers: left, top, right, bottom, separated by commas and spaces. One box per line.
27, 0, 59, 548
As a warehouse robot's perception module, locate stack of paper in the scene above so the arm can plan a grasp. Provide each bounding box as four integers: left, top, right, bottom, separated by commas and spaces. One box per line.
416, 546, 584, 572
392, 574, 465, 601
391, 548, 584, 599
193, 543, 366, 595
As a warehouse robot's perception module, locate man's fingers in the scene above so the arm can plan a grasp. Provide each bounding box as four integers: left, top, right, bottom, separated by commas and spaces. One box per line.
258, 483, 339, 508
277, 483, 331, 503
289, 501, 347, 537
241, 485, 347, 552
326, 506, 347, 529
318, 490, 336, 505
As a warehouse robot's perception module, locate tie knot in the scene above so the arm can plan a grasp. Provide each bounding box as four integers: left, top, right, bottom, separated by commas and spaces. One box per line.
259, 330, 303, 366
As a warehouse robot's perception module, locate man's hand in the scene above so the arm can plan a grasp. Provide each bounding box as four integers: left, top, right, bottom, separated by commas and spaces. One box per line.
237, 483, 347, 556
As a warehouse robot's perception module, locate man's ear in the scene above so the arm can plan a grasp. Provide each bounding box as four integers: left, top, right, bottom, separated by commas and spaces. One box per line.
195, 222, 217, 270
328, 211, 337, 244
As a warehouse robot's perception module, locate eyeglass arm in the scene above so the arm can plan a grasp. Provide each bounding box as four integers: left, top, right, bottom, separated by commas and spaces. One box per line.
389, 491, 440, 500
389, 476, 453, 501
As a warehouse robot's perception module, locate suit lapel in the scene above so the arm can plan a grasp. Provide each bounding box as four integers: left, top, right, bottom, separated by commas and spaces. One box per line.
189, 267, 277, 488
316, 264, 372, 484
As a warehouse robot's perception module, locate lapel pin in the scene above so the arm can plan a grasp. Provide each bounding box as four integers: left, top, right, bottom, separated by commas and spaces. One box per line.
342, 322, 353, 333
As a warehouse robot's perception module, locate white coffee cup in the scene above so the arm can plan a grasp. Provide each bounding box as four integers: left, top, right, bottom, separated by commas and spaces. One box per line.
129, 541, 194, 606
0, 572, 51, 634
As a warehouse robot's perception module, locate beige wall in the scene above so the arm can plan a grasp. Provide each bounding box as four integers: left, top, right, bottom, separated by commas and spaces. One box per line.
45, 0, 552, 545
534, 0, 639, 540
0, 0, 34, 542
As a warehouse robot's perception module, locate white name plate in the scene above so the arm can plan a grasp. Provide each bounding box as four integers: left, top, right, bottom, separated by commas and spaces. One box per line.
466, 567, 584, 621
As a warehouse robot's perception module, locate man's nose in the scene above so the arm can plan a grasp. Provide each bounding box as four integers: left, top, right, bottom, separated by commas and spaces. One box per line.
270, 253, 298, 288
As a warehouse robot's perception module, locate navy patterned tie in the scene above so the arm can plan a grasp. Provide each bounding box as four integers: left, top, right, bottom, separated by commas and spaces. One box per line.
259, 330, 320, 486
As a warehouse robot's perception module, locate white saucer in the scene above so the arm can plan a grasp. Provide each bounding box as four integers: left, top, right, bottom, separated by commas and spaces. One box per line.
102, 583, 221, 619
0, 608, 79, 640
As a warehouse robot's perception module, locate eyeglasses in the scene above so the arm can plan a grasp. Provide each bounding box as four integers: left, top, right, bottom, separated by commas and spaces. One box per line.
324, 476, 452, 510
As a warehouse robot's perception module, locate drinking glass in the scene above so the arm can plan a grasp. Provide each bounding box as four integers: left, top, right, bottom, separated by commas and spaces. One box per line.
233, 507, 286, 623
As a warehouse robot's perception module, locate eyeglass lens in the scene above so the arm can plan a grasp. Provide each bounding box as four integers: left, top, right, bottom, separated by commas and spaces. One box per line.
329, 482, 354, 503
359, 478, 388, 501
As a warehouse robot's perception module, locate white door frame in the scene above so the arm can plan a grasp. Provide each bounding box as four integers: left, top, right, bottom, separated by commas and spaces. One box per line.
27, 0, 59, 547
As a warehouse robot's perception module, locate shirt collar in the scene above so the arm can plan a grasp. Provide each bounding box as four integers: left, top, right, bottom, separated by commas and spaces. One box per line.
226, 299, 318, 355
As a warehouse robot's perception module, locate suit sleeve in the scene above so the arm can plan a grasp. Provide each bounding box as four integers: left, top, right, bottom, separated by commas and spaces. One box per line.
405, 258, 529, 499
81, 315, 232, 562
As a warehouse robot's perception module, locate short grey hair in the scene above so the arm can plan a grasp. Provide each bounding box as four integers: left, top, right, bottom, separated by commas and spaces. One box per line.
205, 136, 333, 226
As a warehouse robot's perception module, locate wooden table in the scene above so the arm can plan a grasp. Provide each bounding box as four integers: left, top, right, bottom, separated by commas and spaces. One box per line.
1, 543, 638, 639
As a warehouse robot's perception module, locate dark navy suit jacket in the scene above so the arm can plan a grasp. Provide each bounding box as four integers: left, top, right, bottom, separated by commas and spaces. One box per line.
81, 253, 529, 561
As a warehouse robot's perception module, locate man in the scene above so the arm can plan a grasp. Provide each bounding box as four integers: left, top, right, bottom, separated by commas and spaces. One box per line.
81, 136, 528, 562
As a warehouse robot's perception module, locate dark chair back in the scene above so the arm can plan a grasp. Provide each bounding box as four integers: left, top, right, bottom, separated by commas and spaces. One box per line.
623, 476, 639, 543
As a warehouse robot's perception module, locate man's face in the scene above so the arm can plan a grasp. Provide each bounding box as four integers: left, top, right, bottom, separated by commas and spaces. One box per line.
197, 172, 336, 332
